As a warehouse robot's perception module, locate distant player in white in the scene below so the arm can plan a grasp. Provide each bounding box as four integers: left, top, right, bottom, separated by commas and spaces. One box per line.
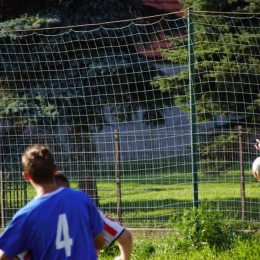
253, 139, 260, 181
15, 172, 132, 260
254, 139, 260, 151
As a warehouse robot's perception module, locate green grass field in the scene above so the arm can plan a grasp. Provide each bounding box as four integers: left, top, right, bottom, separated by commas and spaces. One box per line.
2, 168, 260, 228
96, 169, 260, 227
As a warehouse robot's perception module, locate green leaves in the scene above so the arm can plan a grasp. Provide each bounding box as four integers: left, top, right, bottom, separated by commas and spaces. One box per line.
169, 202, 239, 251
155, 4, 260, 127
0, 14, 61, 38
0, 0, 171, 132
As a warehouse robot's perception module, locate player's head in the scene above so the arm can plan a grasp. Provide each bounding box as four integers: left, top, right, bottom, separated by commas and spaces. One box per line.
21, 144, 56, 184
54, 171, 70, 188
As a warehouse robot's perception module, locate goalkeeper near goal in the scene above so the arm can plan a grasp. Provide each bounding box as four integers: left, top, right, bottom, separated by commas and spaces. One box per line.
15, 172, 132, 260
253, 139, 260, 181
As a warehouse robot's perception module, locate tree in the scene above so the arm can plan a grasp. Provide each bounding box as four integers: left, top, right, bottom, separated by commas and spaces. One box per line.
153, 0, 260, 173
0, 0, 173, 131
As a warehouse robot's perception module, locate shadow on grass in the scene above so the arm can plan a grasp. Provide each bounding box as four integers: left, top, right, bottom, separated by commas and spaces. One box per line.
99, 197, 260, 226
1, 186, 260, 228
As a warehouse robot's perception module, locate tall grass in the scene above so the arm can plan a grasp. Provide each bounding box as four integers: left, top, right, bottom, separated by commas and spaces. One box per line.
99, 235, 260, 260
99, 204, 260, 260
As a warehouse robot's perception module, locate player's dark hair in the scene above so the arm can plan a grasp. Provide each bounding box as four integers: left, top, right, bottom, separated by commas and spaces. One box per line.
22, 144, 55, 184
54, 171, 70, 187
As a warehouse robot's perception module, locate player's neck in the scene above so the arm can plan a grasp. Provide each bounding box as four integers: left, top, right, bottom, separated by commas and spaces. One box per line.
32, 181, 59, 197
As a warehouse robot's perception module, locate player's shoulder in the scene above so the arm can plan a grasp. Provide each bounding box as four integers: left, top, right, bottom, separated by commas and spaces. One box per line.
62, 187, 93, 201
16, 188, 82, 212
62, 187, 87, 196
14, 197, 42, 217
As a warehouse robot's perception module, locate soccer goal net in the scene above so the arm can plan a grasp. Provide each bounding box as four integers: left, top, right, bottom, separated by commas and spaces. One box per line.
0, 10, 260, 228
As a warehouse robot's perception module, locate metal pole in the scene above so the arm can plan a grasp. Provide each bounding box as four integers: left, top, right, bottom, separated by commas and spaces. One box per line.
188, 8, 198, 208
114, 130, 122, 223
238, 126, 245, 220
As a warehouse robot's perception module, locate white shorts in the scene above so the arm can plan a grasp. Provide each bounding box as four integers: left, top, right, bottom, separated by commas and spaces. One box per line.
99, 210, 125, 247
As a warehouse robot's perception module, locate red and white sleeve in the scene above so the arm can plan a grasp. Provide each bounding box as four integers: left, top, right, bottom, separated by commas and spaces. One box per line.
16, 251, 30, 260
99, 210, 125, 247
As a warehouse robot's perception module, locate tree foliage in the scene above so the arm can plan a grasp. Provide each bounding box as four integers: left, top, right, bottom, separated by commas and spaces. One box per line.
0, 0, 172, 135
153, 0, 260, 127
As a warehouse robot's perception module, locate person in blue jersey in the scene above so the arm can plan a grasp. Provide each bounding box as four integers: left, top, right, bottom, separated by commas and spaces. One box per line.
0, 144, 105, 260
15, 172, 133, 260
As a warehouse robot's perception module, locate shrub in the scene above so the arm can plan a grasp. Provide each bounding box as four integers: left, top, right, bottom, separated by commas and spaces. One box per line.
168, 202, 240, 251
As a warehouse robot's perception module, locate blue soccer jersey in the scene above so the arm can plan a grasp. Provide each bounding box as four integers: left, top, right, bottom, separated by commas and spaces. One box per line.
0, 187, 103, 259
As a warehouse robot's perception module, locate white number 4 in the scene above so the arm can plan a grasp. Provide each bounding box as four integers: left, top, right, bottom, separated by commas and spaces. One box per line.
56, 214, 73, 256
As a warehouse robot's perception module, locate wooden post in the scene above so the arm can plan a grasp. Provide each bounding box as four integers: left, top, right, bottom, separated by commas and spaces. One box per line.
114, 130, 122, 223
238, 126, 245, 220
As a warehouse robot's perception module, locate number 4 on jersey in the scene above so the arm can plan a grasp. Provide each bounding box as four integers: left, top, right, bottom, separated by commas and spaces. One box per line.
56, 214, 73, 256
